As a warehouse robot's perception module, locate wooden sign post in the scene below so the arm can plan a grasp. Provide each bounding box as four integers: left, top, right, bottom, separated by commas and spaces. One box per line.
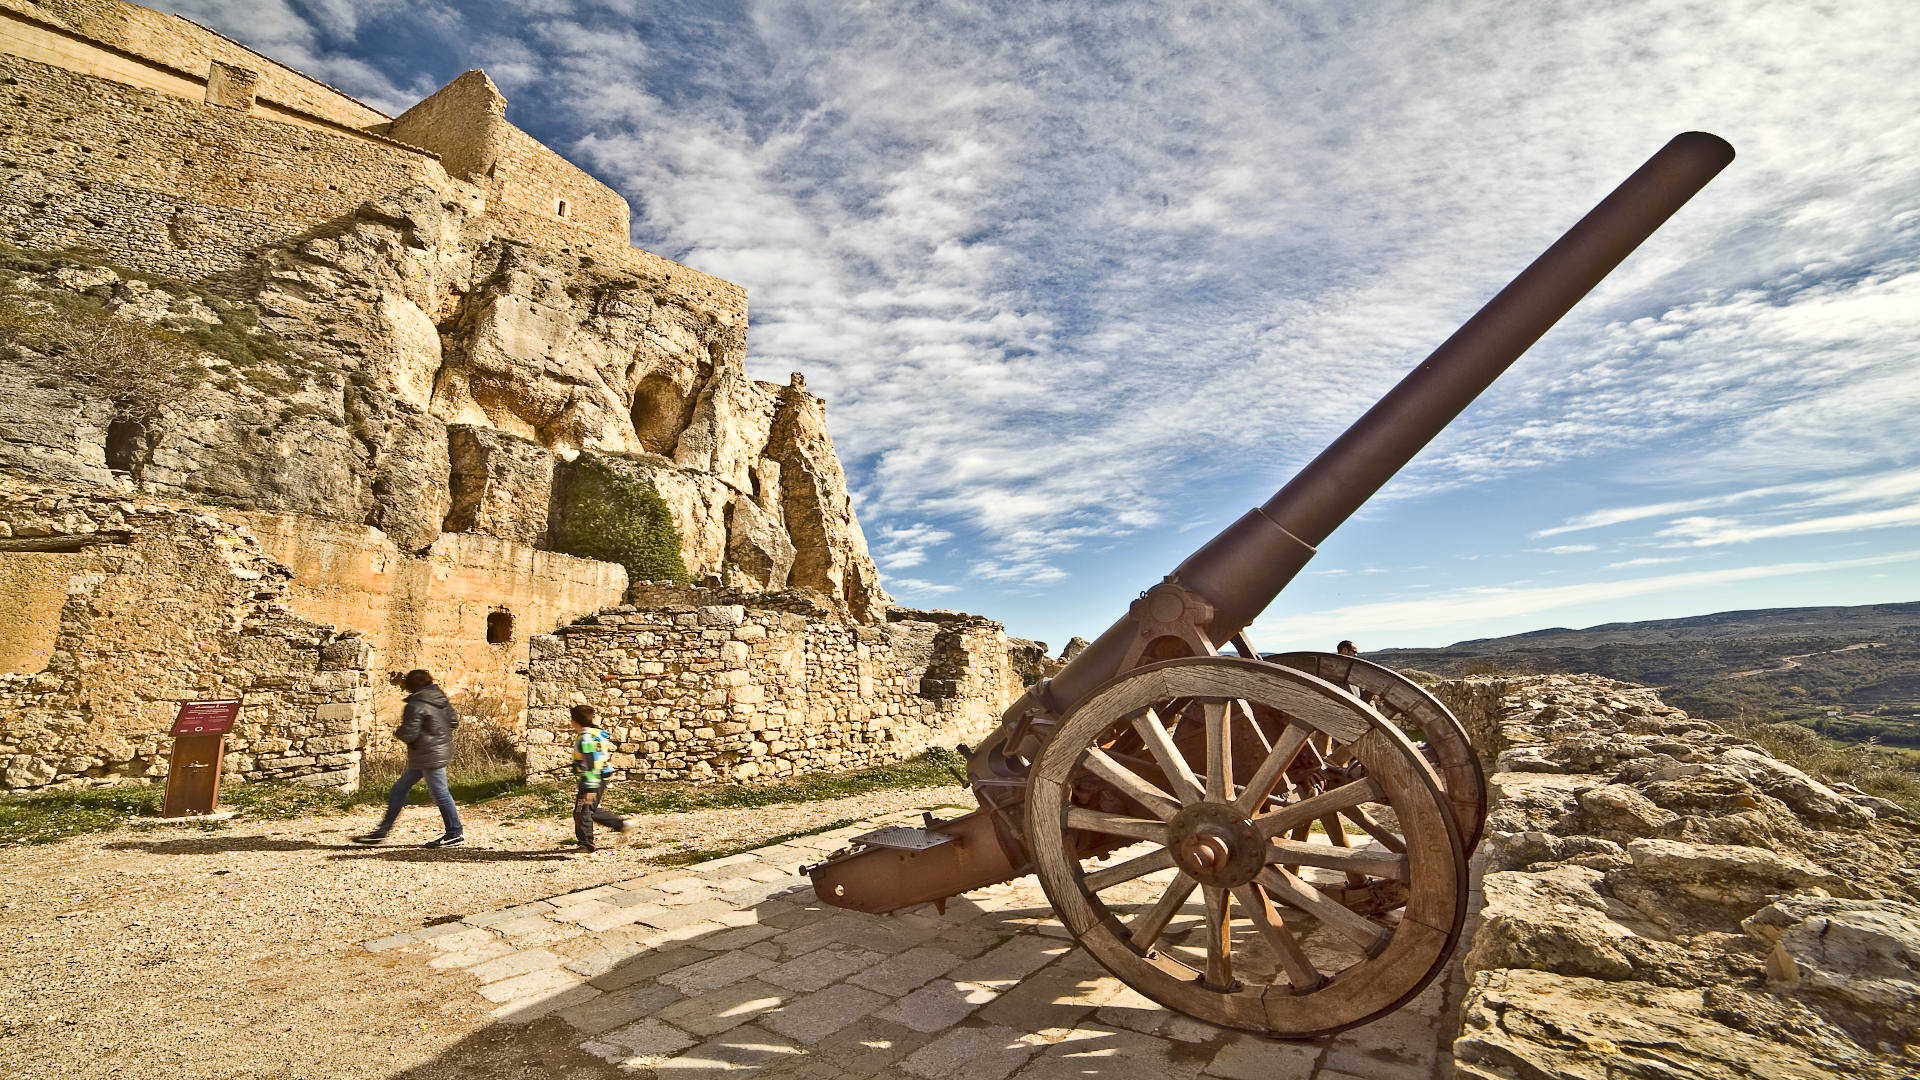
161, 699, 241, 819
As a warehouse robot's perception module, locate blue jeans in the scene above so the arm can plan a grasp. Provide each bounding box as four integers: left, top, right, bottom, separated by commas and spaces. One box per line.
375, 767, 462, 836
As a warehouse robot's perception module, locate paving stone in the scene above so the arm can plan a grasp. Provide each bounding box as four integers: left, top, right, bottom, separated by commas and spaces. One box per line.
874, 978, 999, 1033
491, 914, 585, 947
465, 900, 556, 927
423, 926, 497, 953
576, 904, 650, 933
583, 1017, 699, 1068
428, 939, 515, 970
900, 1024, 1034, 1080
660, 949, 777, 992
1203, 1035, 1322, 1078
849, 945, 963, 997
689, 923, 781, 952
492, 981, 599, 1021
470, 947, 566, 985
588, 944, 704, 991
759, 982, 888, 1042
761, 942, 887, 992
654, 876, 710, 894
559, 983, 684, 1035
976, 963, 1125, 1030
1016, 1024, 1205, 1080
477, 966, 583, 1004
947, 934, 1071, 990
641, 899, 737, 931
655, 1023, 804, 1075
657, 980, 790, 1037
930, 924, 1012, 959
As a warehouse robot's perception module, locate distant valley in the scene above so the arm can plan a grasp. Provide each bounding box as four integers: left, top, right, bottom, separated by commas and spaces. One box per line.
1367, 601, 1920, 747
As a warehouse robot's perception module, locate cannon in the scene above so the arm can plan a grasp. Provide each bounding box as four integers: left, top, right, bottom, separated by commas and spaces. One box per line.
806, 132, 1734, 1037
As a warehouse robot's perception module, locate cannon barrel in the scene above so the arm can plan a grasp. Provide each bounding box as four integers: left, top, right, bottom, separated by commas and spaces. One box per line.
1024, 131, 1734, 717
811, 132, 1733, 917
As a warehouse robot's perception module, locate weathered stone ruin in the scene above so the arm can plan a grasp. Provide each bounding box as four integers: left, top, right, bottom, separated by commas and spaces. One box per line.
0, 0, 1028, 790
1431, 675, 1919, 1079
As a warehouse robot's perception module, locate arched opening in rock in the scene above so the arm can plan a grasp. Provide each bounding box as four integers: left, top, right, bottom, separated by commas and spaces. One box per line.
486, 610, 514, 645
629, 372, 692, 456
104, 418, 143, 475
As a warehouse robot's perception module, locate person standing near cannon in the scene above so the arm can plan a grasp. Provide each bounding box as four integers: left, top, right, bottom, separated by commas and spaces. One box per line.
351, 669, 465, 848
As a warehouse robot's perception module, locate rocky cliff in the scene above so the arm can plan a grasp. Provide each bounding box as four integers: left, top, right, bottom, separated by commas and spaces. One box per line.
1434, 675, 1919, 1079
0, 184, 886, 616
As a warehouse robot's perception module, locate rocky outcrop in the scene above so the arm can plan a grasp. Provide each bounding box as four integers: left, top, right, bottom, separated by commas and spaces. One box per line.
0, 186, 886, 616
1437, 675, 1920, 1080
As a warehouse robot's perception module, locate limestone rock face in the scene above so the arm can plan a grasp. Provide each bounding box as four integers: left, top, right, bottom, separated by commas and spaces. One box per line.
1742, 897, 1920, 1034
0, 187, 887, 617
1437, 674, 1920, 1080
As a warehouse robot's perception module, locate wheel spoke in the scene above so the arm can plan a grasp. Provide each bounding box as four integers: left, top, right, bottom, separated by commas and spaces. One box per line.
1084, 846, 1176, 891
1338, 805, 1406, 854
1253, 777, 1380, 839
1321, 813, 1367, 888
1083, 748, 1181, 821
1065, 807, 1165, 843
1233, 884, 1322, 990
1203, 701, 1232, 802
1202, 885, 1233, 987
1264, 838, 1408, 881
1233, 725, 1310, 815
1232, 699, 1271, 756
1131, 708, 1204, 804
1257, 867, 1391, 951
1129, 873, 1199, 950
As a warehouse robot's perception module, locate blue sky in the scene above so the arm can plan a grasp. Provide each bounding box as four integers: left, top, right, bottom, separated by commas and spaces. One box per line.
166, 0, 1920, 653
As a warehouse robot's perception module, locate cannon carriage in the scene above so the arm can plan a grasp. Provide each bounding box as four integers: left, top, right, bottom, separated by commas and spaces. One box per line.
808, 132, 1734, 1037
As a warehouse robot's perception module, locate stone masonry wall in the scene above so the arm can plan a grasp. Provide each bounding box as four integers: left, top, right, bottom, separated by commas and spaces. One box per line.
1432, 675, 1920, 1080
523, 596, 1024, 783
2, 0, 392, 129
0, 480, 376, 790
0, 51, 450, 284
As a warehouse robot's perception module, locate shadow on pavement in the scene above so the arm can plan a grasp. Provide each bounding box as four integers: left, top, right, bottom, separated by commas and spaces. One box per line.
107, 835, 576, 863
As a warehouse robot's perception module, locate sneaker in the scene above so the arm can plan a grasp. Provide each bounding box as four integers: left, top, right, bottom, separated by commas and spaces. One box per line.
349, 832, 388, 845
423, 834, 466, 848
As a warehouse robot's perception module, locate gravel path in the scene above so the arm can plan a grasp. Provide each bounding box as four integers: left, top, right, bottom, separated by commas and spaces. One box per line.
0, 784, 969, 1080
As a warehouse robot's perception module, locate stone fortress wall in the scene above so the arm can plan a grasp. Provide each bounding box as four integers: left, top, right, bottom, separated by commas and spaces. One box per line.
0, 480, 377, 791
524, 591, 1043, 783
0, 0, 1030, 790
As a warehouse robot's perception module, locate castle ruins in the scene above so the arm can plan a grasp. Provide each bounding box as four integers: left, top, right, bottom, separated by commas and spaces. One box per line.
0, 0, 1042, 790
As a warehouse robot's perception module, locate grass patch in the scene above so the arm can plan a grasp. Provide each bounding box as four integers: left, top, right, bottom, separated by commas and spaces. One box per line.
0, 746, 970, 847
0, 785, 161, 846
603, 746, 968, 817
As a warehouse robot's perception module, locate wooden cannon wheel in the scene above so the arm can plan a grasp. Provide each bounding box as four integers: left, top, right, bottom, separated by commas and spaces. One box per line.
1024, 655, 1468, 1038
1263, 651, 1488, 855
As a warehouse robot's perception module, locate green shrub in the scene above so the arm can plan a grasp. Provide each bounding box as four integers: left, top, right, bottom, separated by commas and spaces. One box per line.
552, 457, 690, 584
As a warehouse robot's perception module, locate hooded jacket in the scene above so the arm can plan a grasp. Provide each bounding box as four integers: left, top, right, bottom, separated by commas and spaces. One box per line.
394, 685, 459, 771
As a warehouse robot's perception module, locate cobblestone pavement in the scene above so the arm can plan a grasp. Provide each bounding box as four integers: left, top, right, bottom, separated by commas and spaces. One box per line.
368, 809, 1459, 1079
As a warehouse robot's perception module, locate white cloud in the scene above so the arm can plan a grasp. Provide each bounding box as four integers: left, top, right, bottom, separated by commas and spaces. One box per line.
1660, 505, 1920, 547
1259, 549, 1920, 642
1537, 544, 1598, 555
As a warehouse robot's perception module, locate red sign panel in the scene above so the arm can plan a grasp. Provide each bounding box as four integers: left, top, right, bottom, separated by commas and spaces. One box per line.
171, 699, 242, 736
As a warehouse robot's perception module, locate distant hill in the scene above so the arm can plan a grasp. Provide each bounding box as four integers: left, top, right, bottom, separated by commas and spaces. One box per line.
1367, 600, 1920, 747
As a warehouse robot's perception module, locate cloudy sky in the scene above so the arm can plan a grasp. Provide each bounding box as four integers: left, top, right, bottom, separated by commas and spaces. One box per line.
167, 0, 1920, 652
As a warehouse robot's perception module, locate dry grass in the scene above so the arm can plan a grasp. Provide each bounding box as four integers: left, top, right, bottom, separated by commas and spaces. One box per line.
1724, 715, 1920, 814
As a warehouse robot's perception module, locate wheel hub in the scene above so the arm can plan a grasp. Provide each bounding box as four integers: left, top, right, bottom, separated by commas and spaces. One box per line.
1166, 802, 1264, 887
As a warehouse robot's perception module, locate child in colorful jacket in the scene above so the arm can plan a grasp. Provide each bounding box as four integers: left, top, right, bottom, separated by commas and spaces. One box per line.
569, 704, 628, 851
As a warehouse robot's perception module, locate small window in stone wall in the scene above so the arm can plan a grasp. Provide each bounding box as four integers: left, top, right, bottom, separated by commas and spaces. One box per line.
555, 197, 571, 218
487, 610, 514, 645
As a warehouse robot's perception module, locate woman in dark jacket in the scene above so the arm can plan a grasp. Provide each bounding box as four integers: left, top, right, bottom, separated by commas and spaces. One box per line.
351, 669, 465, 847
